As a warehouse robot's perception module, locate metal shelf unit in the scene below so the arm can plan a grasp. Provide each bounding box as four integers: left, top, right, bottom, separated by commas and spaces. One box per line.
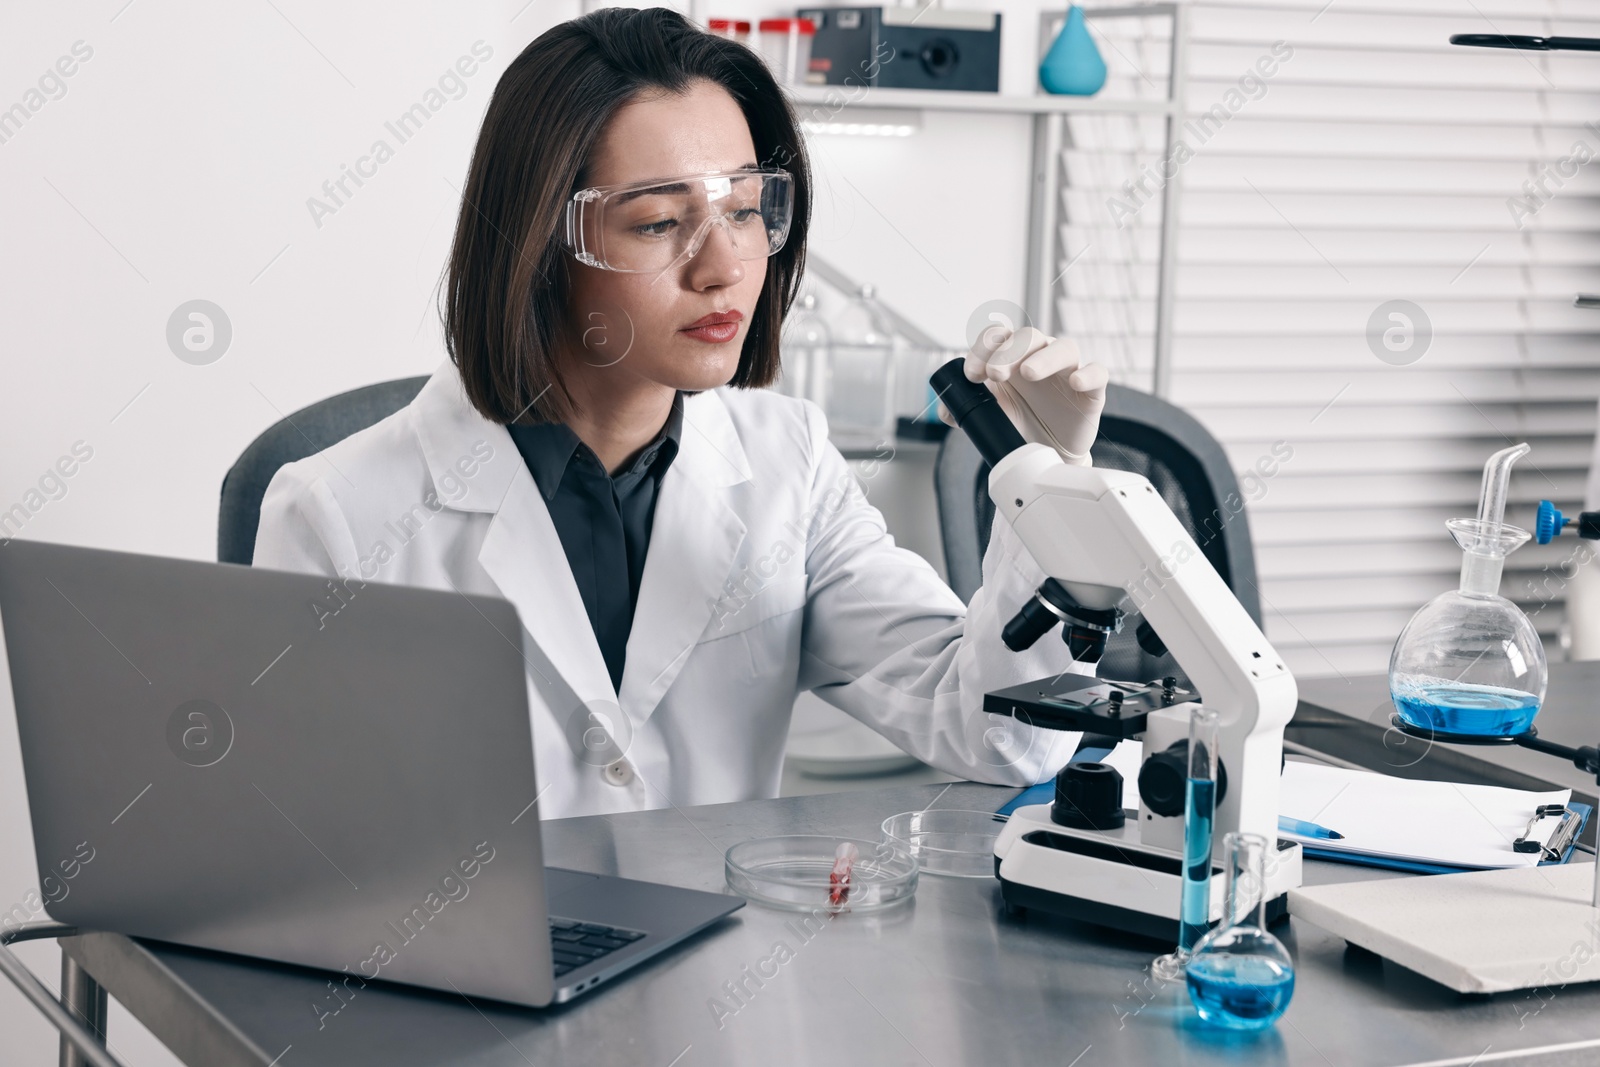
786, 5, 1189, 396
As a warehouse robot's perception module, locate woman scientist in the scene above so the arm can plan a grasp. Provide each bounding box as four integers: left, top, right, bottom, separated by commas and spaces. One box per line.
255, 7, 1110, 819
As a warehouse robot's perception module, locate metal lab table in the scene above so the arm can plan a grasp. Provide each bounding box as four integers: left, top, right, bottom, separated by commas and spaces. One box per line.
34, 770, 1600, 1067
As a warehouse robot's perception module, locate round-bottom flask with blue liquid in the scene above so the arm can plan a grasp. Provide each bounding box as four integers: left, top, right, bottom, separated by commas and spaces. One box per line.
1389, 584, 1544, 738
1390, 445, 1547, 741
1186, 833, 1294, 1031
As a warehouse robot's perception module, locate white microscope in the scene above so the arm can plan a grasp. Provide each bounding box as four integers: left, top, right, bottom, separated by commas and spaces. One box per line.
932, 360, 1302, 941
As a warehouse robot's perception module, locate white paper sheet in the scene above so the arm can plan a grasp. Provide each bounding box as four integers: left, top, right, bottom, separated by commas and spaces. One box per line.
1276, 761, 1568, 869
1094, 741, 1568, 869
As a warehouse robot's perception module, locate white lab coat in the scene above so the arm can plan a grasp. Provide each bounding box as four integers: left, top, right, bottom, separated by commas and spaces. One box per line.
254, 363, 1085, 819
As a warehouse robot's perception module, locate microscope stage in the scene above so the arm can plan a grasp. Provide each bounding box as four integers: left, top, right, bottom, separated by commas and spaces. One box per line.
983, 674, 1200, 738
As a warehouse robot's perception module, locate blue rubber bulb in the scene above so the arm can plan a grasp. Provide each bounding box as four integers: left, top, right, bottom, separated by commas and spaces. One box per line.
1536, 500, 1566, 544
1039, 6, 1107, 96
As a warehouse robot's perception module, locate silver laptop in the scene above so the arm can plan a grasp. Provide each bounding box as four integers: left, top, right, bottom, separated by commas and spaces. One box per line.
0, 539, 742, 1007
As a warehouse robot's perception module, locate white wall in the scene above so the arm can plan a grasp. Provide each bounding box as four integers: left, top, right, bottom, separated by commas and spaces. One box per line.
0, 1, 1043, 1059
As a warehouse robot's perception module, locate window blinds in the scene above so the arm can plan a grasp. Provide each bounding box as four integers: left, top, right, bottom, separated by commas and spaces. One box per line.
1056, 0, 1600, 679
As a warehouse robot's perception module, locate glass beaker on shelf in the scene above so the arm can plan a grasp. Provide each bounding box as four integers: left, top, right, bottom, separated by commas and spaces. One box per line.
892, 343, 945, 426
1185, 832, 1295, 1030
825, 283, 897, 449
1150, 704, 1219, 983
779, 291, 830, 405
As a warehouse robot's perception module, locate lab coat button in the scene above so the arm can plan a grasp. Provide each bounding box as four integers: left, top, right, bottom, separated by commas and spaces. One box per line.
604, 759, 634, 786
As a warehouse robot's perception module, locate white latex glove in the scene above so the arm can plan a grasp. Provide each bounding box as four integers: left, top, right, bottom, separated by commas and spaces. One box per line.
944, 326, 1109, 467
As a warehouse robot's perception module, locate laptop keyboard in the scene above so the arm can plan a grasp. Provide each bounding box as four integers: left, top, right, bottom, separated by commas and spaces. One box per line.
549, 917, 647, 977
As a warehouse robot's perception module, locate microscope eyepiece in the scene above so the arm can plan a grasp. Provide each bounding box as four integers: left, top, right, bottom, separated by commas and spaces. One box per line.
930, 358, 1027, 467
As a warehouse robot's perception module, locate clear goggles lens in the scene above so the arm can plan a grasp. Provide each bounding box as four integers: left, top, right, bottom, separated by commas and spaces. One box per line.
563, 169, 794, 273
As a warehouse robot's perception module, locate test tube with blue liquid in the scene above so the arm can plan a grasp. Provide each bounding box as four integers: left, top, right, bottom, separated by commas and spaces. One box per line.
1151, 704, 1219, 983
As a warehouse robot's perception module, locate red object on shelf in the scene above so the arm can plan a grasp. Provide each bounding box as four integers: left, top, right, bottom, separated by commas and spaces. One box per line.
758, 17, 816, 34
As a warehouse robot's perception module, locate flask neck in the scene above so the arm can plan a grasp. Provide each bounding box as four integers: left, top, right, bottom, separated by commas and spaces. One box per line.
1459, 551, 1503, 596
1223, 833, 1269, 932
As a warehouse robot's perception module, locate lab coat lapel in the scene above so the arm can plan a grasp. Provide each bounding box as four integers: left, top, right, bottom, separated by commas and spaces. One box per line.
477, 473, 616, 706
412, 363, 615, 707
620, 390, 750, 723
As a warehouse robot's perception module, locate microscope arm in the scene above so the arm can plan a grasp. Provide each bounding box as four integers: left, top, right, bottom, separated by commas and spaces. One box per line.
986, 444, 1298, 845
931, 359, 1297, 848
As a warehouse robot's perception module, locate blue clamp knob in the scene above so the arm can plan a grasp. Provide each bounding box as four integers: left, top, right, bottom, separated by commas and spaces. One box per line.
1536, 500, 1568, 544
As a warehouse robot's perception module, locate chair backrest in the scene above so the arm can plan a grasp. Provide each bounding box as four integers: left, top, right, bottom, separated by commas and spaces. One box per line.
218, 376, 430, 564
933, 382, 1262, 684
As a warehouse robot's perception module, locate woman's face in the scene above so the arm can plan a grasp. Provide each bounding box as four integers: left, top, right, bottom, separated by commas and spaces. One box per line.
564, 79, 767, 396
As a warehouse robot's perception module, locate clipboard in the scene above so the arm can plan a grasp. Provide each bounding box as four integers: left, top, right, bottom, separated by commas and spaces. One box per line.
1283, 801, 1590, 875
1513, 803, 1585, 861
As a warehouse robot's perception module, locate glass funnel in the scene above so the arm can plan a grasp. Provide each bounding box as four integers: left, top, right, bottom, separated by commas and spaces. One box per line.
1186, 833, 1295, 1030
825, 283, 897, 447
778, 291, 830, 405
1389, 444, 1546, 739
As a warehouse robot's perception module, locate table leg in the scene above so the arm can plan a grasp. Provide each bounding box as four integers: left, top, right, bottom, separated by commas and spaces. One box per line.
59, 954, 108, 1067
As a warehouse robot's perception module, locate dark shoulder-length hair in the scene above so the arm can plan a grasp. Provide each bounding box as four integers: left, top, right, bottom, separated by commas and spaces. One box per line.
444, 6, 811, 424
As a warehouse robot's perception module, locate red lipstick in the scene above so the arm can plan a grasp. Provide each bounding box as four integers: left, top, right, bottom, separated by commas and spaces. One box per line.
680, 309, 744, 344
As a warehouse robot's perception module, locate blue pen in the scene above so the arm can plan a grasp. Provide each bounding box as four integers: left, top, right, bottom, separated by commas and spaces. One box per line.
1279, 815, 1343, 840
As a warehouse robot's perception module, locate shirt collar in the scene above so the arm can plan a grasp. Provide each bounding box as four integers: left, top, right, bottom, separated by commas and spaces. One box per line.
506, 392, 685, 502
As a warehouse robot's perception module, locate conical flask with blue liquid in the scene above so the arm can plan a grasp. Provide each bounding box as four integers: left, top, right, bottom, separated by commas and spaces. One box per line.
1389, 443, 1547, 739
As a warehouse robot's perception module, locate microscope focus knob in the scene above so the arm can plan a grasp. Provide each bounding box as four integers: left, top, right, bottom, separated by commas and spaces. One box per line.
1137, 741, 1228, 818
1053, 761, 1126, 830
1138, 749, 1188, 817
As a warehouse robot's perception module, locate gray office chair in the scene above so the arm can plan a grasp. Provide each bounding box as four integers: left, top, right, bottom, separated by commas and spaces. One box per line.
217, 376, 430, 565
934, 382, 1262, 684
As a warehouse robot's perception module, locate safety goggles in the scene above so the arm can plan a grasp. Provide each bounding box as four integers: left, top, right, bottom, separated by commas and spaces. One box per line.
562, 168, 794, 274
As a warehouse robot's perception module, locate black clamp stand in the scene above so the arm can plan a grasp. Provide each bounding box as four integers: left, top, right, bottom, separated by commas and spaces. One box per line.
1389, 717, 1600, 790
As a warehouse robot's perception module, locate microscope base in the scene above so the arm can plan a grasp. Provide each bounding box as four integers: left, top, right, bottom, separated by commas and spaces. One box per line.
993, 804, 1301, 943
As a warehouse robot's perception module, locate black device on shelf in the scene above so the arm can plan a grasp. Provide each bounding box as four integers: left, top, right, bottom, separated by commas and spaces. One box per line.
798, 5, 1002, 92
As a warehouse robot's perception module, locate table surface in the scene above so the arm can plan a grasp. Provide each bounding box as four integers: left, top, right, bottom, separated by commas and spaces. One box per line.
61, 763, 1600, 1067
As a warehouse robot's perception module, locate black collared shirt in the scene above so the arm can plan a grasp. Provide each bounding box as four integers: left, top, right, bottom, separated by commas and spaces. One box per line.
505, 395, 684, 693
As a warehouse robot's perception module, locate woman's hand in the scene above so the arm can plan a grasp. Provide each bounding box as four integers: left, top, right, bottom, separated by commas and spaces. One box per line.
955, 325, 1109, 466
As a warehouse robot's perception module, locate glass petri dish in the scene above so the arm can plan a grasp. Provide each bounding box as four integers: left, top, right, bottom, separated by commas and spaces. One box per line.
881, 809, 1006, 878
725, 835, 917, 913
